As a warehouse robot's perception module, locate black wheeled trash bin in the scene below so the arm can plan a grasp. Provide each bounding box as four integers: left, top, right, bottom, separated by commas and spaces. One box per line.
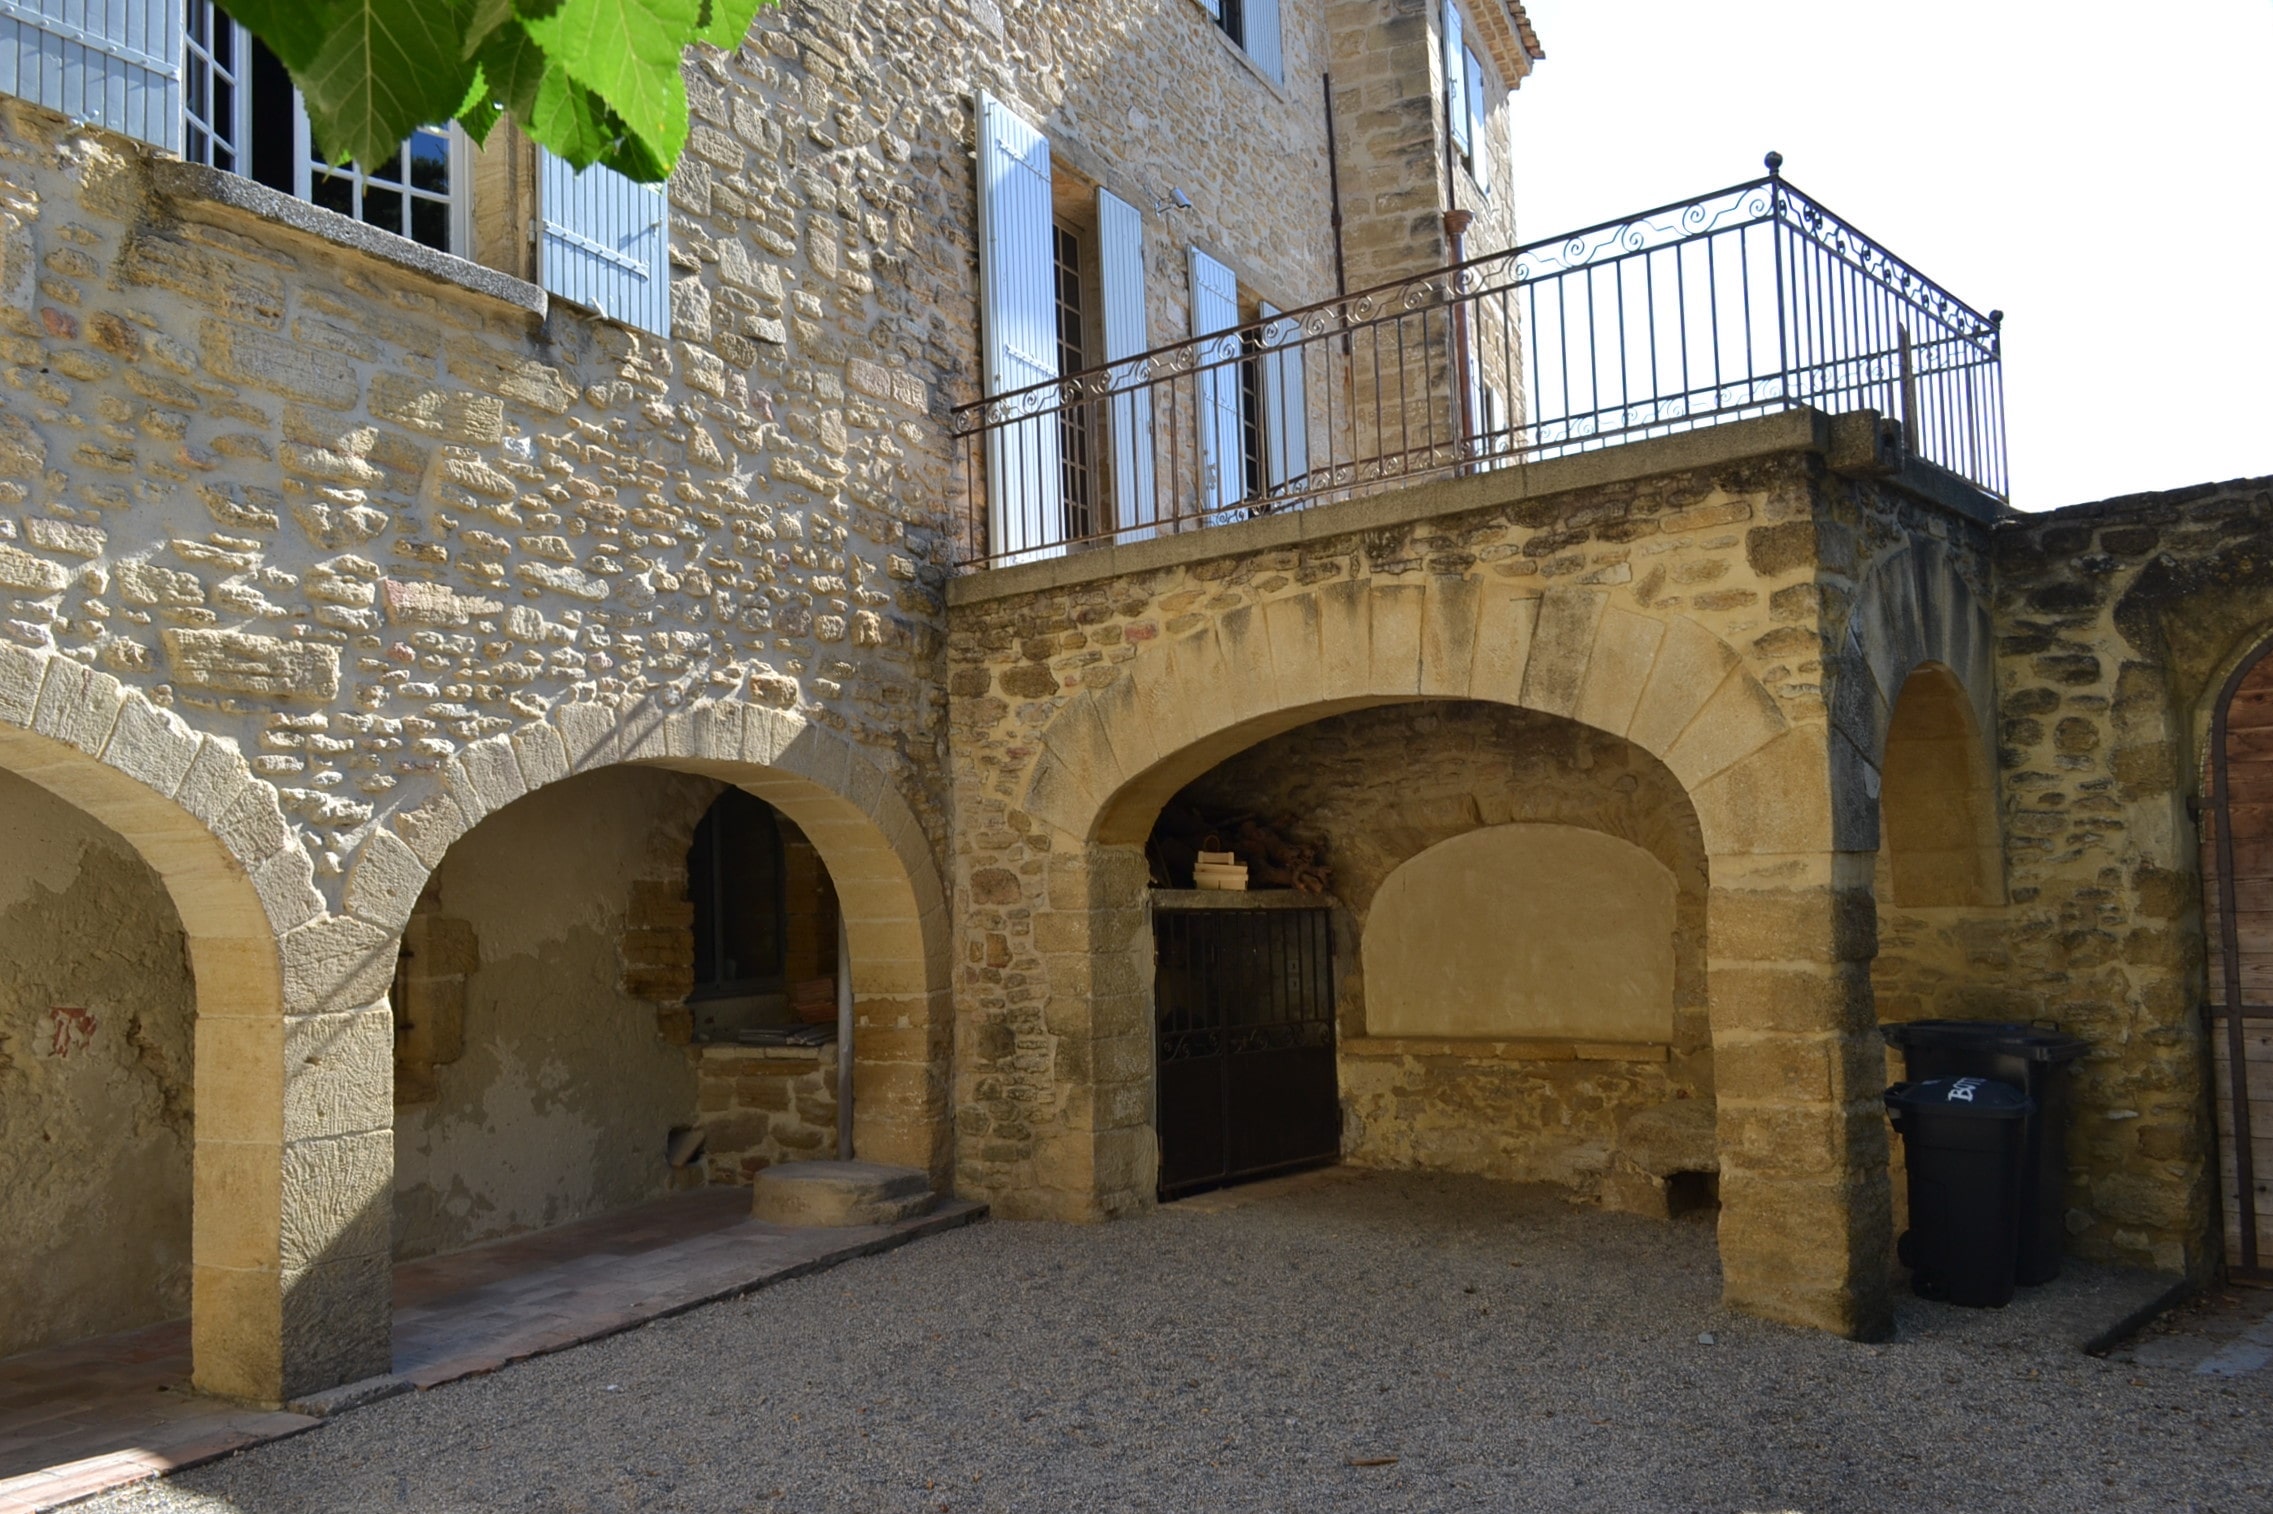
1881, 1020, 2087, 1284
1885, 1076, 2034, 1308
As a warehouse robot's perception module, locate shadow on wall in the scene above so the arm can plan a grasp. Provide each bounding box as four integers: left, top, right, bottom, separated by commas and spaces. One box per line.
0, 767, 196, 1358
1162, 700, 1714, 1205
390, 766, 724, 1263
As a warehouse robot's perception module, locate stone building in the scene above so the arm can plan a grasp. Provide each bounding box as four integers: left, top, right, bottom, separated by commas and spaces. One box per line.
0, 0, 2267, 1420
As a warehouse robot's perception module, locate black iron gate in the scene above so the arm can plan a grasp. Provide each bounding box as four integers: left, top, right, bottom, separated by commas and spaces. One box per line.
1154, 901, 1339, 1200
2208, 634, 2273, 1282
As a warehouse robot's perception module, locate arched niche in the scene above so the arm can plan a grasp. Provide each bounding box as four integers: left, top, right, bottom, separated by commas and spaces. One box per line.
1363, 822, 1678, 1043
1879, 662, 2004, 909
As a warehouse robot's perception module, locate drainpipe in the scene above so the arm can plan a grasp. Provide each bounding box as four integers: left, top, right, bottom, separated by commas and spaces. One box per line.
836, 914, 854, 1161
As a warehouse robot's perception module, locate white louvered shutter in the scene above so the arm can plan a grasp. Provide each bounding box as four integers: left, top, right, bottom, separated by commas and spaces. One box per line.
0, 0, 180, 149
1442, 3, 1469, 162
1465, 44, 1489, 185
539, 150, 671, 337
977, 92, 1060, 562
1189, 246, 1244, 516
1258, 301, 1308, 496
1197, 0, 1221, 17
1097, 187, 1155, 542
1244, 0, 1282, 83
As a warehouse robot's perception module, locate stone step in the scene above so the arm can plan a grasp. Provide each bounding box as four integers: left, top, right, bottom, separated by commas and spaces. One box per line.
750, 1160, 936, 1228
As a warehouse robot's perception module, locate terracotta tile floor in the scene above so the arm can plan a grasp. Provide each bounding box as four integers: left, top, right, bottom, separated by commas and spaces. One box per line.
0, 1187, 982, 1513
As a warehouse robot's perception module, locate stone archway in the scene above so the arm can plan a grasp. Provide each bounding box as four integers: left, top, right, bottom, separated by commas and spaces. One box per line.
0, 645, 365, 1404
988, 578, 1894, 1338
348, 694, 954, 1185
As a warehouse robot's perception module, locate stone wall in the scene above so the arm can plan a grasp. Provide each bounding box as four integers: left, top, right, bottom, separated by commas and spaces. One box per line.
697, 1045, 838, 1181
1989, 475, 2273, 1274
392, 767, 716, 1260
0, 767, 195, 1356
1175, 700, 1708, 1195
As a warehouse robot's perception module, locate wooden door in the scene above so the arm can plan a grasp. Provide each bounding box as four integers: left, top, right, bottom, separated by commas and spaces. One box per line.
2208, 640, 2273, 1280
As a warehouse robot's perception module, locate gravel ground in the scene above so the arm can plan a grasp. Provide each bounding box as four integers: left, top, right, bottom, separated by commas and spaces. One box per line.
82, 1169, 2269, 1514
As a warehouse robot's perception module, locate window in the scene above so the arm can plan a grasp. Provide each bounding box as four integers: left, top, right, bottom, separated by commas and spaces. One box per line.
1200, 0, 1283, 84
1443, 2, 1492, 190
1053, 219, 1098, 542
178, 2, 469, 256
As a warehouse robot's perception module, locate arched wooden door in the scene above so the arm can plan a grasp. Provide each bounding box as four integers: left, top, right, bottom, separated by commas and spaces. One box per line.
2208, 637, 2273, 1281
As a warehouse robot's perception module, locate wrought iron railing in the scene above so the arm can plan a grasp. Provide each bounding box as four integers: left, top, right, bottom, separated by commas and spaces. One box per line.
952, 156, 2007, 570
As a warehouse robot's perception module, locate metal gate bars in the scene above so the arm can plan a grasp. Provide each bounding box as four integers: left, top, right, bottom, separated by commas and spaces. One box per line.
1153, 900, 1339, 1201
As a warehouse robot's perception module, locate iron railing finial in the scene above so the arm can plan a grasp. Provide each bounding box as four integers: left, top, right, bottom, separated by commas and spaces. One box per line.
1764, 150, 1784, 177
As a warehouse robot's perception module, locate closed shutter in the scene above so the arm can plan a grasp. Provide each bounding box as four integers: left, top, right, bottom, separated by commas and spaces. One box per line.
0, 0, 180, 150
977, 91, 1060, 561
1244, 0, 1283, 83
1443, 3, 1469, 161
1189, 246, 1243, 516
1097, 186, 1155, 541
1258, 301, 1307, 496
539, 149, 671, 337
1464, 44, 1488, 185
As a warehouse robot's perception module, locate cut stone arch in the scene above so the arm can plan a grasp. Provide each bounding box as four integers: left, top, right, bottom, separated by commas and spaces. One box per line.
0, 646, 337, 1403
1830, 538, 1997, 853
1023, 581, 1795, 853
349, 693, 953, 1181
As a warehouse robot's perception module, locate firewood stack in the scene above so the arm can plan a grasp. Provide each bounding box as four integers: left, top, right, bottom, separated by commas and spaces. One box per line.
1147, 799, 1332, 894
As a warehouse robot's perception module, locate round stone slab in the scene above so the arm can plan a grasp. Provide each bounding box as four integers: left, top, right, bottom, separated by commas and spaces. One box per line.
750, 1160, 936, 1227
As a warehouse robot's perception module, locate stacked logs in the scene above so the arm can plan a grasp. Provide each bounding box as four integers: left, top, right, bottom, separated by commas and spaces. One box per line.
1147, 800, 1332, 894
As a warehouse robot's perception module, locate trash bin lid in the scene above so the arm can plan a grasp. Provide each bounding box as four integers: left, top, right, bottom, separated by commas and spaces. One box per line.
1880, 1019, 2087, 1062
1883, 1076, 2034, 1117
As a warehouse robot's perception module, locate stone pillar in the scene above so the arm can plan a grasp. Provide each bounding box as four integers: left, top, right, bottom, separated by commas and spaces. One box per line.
195, 917, 397, 1404
1707, 854, 1894, 1339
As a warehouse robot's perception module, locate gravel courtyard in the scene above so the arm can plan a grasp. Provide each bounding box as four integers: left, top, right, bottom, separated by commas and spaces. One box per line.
83, 1169, 2268, 1514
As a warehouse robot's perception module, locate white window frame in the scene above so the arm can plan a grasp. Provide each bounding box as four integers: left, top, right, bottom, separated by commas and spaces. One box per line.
181, 0, 249, 173
1443, 2, 1495, 196
173, 6, 473, 258
292, 99, 473, 259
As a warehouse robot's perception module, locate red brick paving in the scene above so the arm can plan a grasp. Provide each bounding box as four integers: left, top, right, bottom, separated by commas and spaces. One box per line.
0, 1188, 981, 1512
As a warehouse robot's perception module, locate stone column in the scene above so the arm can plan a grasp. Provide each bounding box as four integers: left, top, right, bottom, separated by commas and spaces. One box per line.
1707, 853, 1894, 1339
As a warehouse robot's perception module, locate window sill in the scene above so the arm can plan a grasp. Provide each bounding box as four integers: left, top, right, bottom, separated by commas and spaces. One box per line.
151, 159, 548, 319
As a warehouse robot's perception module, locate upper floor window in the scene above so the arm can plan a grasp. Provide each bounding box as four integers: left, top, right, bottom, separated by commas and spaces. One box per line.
1443, 1, 1493, 191
180, 2, 469, 256
1199, 0, 1284, 85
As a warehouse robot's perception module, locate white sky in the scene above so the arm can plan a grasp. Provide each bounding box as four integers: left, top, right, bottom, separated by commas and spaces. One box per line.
1507, 0, 2273, 511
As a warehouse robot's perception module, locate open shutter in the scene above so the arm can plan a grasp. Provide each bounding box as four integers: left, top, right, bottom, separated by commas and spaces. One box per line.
0, 0, 180, 149
1244, 0, 1283, 83
539, 150, 670, 337
1442, 3, 1469, 162
1097, 187, 1155, 542
1464, 44, 1489, 185
1196, 0, 1221, 17
1258, 301, 1308, 496
977, 92, 1060, 562
1190, 246, 1243, 516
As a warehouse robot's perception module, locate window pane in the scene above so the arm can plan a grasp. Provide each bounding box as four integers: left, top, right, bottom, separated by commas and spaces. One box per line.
410, 196, 451, 252
409, 129, 452, 193
310, 171, 353, 217
362, 185, 404, 235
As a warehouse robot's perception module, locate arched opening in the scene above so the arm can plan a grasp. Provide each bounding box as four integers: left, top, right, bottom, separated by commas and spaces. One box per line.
391, 766, 853, 1262
2206, 634, 2273, 1280
0, 766, 197, 1356
1136, 699, 1713, 1214
1878, 662, 2002, 913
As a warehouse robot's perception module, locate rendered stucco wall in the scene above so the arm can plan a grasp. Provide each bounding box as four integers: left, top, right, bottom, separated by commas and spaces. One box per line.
392, 767, 714, 1260
0, 767, 195, 1355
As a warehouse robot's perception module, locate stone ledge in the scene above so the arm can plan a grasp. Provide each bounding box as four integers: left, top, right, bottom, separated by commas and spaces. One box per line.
1151, 888, 1337, 911
151, 160, 548, 318
696, 1040, 835, 1064
948, 407, 2009, 607
1341, 1035, 1671, 1063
